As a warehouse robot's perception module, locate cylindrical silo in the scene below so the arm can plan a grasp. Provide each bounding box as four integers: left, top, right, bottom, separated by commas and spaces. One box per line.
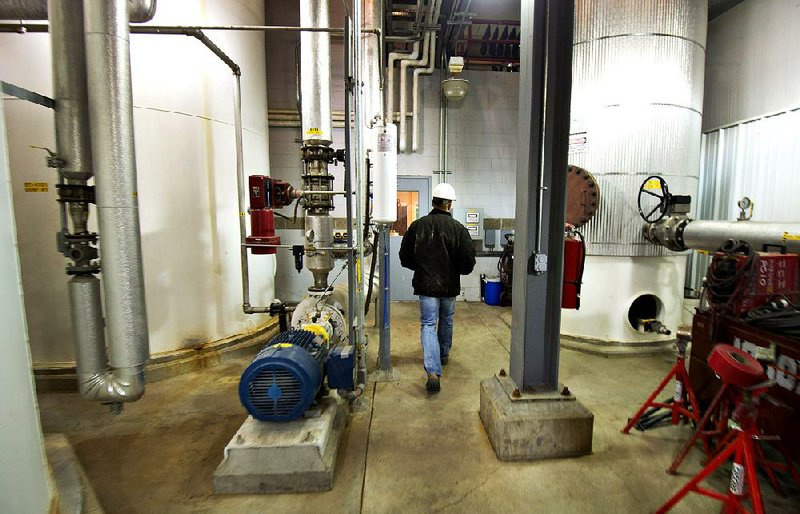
561, 0, 707, 351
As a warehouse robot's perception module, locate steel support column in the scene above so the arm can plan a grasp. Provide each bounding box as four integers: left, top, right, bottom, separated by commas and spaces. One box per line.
509, 0, 575, 393
377, 224, 391, 371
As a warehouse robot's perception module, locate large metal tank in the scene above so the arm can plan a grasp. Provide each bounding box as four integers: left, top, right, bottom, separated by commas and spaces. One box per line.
561, 0, 707, 350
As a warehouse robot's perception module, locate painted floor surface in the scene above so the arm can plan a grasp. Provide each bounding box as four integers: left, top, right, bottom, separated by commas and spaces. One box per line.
38, 302, 799, 513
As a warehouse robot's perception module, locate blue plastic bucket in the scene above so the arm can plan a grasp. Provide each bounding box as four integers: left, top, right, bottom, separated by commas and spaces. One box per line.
484, 279, 503, 306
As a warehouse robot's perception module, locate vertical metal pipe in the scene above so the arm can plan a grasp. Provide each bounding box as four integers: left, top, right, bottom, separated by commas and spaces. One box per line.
343, 14, 356, 352
300, 0, 332, 145
84, 0, 148, 401
363, 0, 384, 124
234, 74, 252, 312
49, 0, 92, 183
68, 276, 109, 391
377, 224, 391, 370
353, 0, 367, 389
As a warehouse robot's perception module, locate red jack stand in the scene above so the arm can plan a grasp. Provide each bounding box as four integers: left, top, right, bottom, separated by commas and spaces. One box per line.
622, 330, 700, 433
657, 404, 765, 514
667, 381, 738, 474
658, 344, 778, 513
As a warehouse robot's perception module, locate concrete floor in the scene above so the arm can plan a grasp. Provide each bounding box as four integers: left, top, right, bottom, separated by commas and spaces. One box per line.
39, 302, 798, 513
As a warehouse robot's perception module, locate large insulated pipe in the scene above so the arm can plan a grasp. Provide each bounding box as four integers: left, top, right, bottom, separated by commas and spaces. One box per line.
300, 0, 332, 145
0, 0, 156, 22
645, 219, 800, 254
49, 0, 92, 184
362, 0, 383, 124
301, 0, 335, 292
83, 0, 149, 403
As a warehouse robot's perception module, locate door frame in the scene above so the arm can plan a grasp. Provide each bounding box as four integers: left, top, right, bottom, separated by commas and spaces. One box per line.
389, 176, 432, 301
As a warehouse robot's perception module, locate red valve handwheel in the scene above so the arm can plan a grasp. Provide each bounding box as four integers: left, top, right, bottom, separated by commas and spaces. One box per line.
707, 344, 765, 388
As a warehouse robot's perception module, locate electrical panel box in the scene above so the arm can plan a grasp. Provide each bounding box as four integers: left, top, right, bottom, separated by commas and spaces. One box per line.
485, 229, 497, 249
326, 345, 355, 390
454, 207, 483, 240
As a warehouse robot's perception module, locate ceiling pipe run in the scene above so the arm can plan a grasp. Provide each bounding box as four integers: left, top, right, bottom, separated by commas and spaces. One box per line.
81, 0, 150, 406
398, 0, 438, 153
0, 0, 156, 22
387, 40, 420, 125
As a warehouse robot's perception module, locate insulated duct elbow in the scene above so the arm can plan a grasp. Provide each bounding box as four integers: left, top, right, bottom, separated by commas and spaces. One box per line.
78, 367, 146, 403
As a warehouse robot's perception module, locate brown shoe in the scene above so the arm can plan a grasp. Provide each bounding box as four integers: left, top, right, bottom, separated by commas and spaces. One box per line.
426, 373, 440, 394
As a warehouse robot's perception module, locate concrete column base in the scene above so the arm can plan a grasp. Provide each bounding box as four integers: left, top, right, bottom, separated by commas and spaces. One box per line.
479, 375, 594, 461
213, 394, 348, 494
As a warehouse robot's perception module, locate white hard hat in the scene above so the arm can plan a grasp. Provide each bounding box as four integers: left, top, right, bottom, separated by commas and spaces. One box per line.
432, 183, 457, 201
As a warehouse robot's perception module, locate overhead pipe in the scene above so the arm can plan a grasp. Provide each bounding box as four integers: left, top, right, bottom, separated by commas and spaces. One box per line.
399, 30, 431, 153
80, 0, 149, 405
387, 41, 420, 125
398, 0, 437, 153
411, 25, 438, 152
0, 0, 156, 22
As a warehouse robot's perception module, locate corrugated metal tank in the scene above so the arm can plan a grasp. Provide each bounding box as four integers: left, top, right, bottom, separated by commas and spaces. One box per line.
561, 0, 707, 349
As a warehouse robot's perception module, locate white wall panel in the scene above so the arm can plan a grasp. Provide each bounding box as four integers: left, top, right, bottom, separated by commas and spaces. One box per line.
704, 0, 800, 130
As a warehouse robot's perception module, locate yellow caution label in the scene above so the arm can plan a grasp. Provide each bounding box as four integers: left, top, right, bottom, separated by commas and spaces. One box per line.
240, 212, 246, 217
24, 182, 49, 193
783, 232, 800, 242
356, 258, 362, 283
305, 127, 323, 136
274, 343, 293, 349
643, 178, 662, 191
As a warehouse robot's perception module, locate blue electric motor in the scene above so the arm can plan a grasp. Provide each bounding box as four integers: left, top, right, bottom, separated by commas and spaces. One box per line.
239, 329, 329, 422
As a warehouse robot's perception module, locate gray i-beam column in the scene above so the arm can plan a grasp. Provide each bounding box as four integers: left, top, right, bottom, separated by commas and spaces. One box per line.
479, 0, 593, 461
510, 0, 573, 392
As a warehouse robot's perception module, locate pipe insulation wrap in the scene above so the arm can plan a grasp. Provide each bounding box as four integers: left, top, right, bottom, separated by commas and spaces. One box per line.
682, 220, 800, 254
84, 0, 150, 373
362, 0, 383, 123
68, 276, 108, 384
371, 123, 398, 223
300, 0, 332, 144
68, 276, 145, 401
49, 0, 92, 182
0, 0, 156, 22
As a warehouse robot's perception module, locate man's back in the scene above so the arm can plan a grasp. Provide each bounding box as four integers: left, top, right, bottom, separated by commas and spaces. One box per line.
399, 209, 476, 298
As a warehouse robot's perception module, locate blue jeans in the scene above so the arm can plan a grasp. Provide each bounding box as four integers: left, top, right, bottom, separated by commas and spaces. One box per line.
419, 295, 456, 376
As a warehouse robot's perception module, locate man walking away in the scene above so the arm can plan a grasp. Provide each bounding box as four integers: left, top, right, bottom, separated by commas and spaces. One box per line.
399, 183, 476, 394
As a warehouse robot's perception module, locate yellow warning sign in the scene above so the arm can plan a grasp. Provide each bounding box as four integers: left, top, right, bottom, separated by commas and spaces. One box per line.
783, 232, 800, 242
24, 182, 49, 193
305, 127, 323, 136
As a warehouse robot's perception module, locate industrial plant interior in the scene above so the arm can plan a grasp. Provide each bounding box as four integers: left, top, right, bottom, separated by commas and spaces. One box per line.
3, 0, 800, 512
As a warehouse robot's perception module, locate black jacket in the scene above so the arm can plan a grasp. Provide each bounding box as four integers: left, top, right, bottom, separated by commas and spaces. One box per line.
399, 209, 477, 297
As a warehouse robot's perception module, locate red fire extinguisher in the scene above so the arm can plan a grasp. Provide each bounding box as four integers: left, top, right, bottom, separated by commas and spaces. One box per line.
562, 229, 585, 309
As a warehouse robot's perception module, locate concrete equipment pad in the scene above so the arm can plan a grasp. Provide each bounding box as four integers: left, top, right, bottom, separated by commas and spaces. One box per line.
480, 375, 594, 461
213, 394, 348, 494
